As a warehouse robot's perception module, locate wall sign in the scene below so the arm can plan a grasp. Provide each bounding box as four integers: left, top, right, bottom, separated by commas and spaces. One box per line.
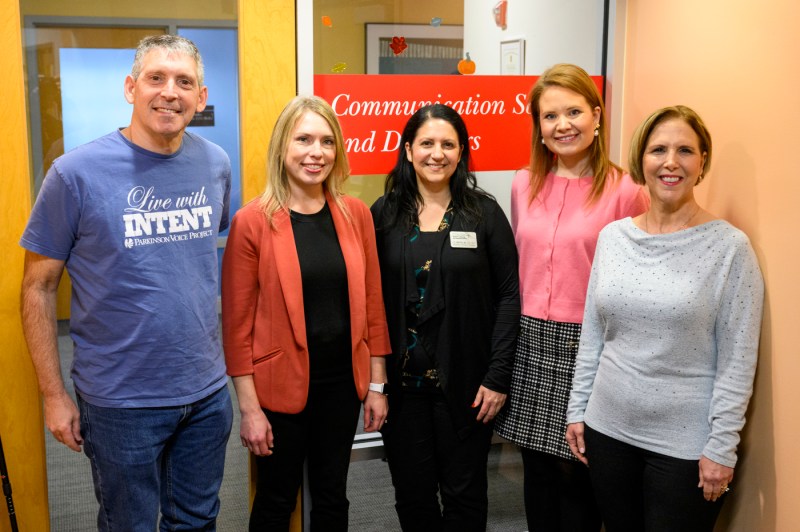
314, 74, 603, 174
189, 105, 215, 127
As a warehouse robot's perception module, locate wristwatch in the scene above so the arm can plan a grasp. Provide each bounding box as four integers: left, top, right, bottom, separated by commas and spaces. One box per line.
369, 382, 389, 395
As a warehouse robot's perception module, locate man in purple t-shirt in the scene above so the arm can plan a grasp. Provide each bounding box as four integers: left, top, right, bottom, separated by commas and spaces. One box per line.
20, 35, 232, 531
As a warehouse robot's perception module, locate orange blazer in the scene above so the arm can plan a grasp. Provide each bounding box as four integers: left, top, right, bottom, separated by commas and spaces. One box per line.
221, 193, 391, 413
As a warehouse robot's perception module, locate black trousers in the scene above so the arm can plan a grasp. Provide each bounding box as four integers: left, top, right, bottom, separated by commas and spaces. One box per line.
382, 387, 494, 532
584, 424, 725, 532
249, 380, 361, 532
520, 447, 601, 531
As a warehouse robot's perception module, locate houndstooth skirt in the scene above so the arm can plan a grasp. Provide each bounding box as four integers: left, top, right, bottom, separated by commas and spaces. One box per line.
495, 315, 582, 461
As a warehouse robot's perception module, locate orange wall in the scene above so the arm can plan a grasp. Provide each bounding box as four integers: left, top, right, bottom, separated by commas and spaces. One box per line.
1, 1, 295, 528
0, 0, 49, 530
617, 0, 800, 529
19, 0, 236, 19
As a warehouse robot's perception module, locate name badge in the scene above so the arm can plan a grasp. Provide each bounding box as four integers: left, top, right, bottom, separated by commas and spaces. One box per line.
450, 231, 478, 249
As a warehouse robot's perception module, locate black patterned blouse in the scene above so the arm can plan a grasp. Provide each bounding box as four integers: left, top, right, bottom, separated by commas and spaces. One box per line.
402, 207, 453, 388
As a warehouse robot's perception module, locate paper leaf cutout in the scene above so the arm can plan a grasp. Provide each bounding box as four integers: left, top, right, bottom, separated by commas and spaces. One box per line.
390, 36, 408, 56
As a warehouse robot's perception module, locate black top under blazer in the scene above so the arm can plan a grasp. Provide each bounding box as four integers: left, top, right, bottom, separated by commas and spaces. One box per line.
371, 194, 521, 438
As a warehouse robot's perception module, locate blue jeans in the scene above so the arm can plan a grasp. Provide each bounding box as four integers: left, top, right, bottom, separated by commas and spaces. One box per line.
78, 385, 233, 531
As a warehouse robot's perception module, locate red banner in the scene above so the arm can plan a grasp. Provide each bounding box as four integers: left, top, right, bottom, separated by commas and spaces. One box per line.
314, 74, 603, 175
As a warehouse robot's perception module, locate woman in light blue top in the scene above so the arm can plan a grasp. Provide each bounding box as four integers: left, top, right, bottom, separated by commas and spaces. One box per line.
566, 105, 764, 532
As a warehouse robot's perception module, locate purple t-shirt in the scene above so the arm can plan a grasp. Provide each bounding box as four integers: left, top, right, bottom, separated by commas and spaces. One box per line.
21, 130, 231, 408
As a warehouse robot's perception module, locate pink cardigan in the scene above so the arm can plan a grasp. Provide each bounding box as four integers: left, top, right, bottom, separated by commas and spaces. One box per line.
511, 170, 649, 323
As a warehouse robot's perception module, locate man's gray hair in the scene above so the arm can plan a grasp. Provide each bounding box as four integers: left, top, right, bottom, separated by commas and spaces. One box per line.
131, 35, 205, 86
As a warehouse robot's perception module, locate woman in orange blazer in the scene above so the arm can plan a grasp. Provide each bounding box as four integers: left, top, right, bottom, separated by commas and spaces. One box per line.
221, 95, 391, 531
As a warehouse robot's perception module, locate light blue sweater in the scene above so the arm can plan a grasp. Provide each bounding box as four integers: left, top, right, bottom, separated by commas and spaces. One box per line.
566, 218, 763, 467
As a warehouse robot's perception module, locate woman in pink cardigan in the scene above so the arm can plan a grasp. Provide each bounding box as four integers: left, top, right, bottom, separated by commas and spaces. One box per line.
494, 64, 648, 531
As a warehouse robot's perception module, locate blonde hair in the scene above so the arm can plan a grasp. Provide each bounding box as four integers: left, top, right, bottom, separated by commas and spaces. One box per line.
628, 105, 712, 186
527, 63, 622, 204
259, 95, 350, 225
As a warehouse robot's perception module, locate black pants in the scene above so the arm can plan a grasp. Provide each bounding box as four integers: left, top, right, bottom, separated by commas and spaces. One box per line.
382, 387, 494, 532
249, 380, 361, 532
520, 447, 601, 531
584, 425, 725, 532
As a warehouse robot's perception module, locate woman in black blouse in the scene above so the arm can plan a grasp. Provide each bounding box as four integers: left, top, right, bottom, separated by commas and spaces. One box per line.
371, 104, 520, 531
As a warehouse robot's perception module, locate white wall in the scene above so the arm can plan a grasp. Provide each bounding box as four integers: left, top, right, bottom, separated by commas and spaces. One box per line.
463, 0, 604, 76
463, 0, 606, 215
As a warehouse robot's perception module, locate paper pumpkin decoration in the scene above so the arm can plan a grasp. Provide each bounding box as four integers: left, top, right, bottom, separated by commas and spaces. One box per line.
458, 52, 476, 75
